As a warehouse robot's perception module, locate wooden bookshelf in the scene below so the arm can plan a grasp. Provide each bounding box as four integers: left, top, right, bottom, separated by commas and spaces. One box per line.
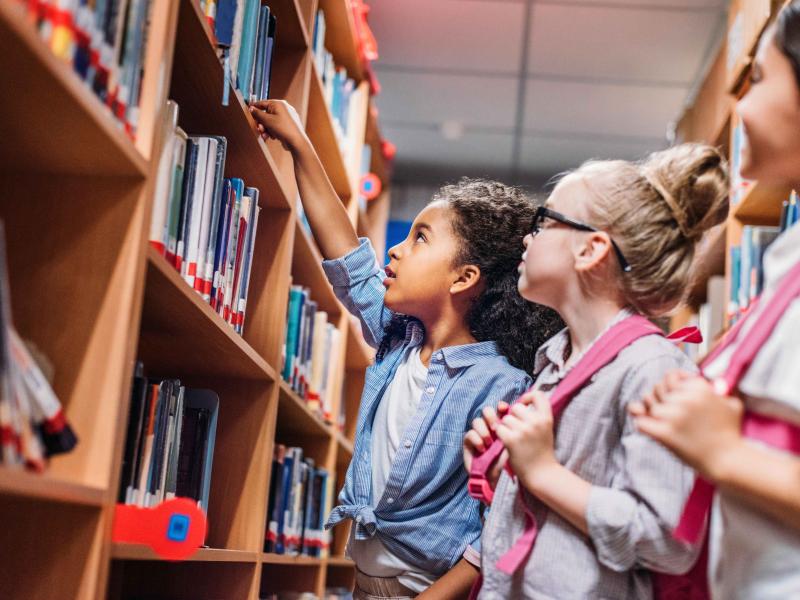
672, 0, 790, 336
1, 0, 386, 598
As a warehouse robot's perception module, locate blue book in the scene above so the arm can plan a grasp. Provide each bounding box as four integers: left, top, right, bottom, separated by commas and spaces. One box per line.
211, 179, 232, 309
283, 287, 305, 381
260, 14, 277, 100
236, 0, 261, 98
252, 6, 271, 102
214, 0, 238, 46
275, 451, 295, 554
235, 187, 260, 333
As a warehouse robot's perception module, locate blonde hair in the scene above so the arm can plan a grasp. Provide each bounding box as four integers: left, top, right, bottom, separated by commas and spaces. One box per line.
565, 143, 729, 317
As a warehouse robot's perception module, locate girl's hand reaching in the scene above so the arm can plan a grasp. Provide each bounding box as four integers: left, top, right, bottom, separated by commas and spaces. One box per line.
463, 402, 510, 489
249, 99, 309, 155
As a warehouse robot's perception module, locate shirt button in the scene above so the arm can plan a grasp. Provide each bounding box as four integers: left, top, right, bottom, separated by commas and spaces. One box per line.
435, 352, 443, 361
356, 516, 363, 523
426, 386, 435, 394
404, 440, 412, 448
387, 498, 394, 504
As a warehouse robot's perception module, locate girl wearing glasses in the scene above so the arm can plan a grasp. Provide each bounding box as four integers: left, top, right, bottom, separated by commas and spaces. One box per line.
464, 143, 729, 598
632, 4, 800, 598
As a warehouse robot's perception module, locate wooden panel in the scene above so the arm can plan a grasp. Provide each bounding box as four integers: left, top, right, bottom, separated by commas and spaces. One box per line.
108, 559, 258, 600
726, 0, 781, 93
0, 467, 105, 506
112, 544, 258, 563
0, 174, 146, 489
170, 0, 294, 211
260, 562, 324, 596
732, 181, 791, 224
0, 495, 105, 600
139, 248, 276, 381
277, 381, 334, 441
0, 2, 147, 177
263, 553, 322, 565
269, 0, 312, 50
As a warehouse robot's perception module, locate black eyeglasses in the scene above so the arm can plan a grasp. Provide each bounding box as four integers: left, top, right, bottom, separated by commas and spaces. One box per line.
531, 206, 632, 273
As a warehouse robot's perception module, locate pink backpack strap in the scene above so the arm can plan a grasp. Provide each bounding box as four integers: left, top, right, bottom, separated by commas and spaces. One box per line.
675, 259, 800, 544
469, 315, 693, 576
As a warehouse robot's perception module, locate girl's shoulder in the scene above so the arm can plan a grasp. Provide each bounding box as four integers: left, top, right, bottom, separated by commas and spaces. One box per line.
612, 334, 698, 402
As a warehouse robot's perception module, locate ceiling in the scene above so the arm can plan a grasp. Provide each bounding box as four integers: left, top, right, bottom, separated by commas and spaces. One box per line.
369, 0, 727, 190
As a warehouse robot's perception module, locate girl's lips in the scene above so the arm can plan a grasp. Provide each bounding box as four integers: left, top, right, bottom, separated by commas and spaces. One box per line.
384, 266, 397, 279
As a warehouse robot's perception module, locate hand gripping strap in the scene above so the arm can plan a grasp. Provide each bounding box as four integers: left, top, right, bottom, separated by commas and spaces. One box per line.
469, 316, 690, 575
675, 259, 800, 545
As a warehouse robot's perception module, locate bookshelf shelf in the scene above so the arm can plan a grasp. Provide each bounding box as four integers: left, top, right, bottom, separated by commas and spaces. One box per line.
0, 1, 148, 177
5, 0, 388, 596
140, 247, 276, 381
732, 181, 792, 224
307, 60, 353, 199
278, 380, 334, 439
171, 0, 296, 211
0, 466, 106, 507
318, 0, 364, 82
263, 552, 323, 566
327, 555, 355, 568
112, 543, 259, 563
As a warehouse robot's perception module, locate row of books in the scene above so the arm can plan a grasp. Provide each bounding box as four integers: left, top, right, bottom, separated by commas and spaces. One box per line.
150, 101, 261, 335
16, 0, 153, 137
118, 362, 219, 512
312, 9, 359, 159
0, 225, 77, 471
204, 0, 277, 104
283, 286, 343, 422
264, 444, 333, 557
728, 196, 798, 320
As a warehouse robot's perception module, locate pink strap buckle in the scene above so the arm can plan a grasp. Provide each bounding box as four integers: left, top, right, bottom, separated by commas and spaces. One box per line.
468, 477, 494, 504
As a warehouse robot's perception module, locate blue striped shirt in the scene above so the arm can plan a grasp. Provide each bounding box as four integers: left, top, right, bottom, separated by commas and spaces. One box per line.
322, 238, 531, 575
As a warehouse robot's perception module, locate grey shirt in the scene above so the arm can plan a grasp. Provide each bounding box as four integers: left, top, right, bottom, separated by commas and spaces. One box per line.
480, 311, 699, 600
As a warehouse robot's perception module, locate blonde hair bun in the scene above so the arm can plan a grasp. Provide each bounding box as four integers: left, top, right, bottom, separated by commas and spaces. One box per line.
639, 143, 729, 240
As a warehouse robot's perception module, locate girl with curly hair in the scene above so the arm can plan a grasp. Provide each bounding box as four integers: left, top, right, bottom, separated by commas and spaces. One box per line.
250, 99, 562, 599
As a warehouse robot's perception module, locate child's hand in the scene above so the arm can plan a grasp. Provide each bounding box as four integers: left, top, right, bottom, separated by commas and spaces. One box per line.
495, 390, 559, 489
463, 403, 510, 488
248, 99, 309, 154
629, 371, 744, 480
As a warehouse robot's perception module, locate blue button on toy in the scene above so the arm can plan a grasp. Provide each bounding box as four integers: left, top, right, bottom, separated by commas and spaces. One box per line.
167, 513, 190, 542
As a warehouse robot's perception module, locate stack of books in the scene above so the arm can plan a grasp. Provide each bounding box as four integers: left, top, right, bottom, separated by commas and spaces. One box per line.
264, 444, 333, 557
282, 286, 343, 422
150, 101, 262, 335
205, 0, 277, 104
15, 0, 155, 137
118, 362, 219, 512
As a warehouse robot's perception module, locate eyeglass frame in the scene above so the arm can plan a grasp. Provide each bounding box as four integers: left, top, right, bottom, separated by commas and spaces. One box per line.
530, 206, 632, 273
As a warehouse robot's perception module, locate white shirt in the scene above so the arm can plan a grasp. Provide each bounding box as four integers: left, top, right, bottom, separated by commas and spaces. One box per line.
348, 345, 438, 593
703, 222, 800, 599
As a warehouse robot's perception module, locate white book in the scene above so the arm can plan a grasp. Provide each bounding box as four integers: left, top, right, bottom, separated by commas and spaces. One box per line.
222, 191, 242, 321
229, 0, 247, 91
194, 137, 219, 298
308, 311, 329, 407
183, 137, 211, 286
149, 101, 180, 252
166, 128, 188, 262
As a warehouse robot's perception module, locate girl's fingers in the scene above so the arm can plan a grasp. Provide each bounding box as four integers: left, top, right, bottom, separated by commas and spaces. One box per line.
633, 414, 673, 444
628, 401, 646, 417
482, 406, 500, 430
471, 417, 492, 446
463, 430, 486, 455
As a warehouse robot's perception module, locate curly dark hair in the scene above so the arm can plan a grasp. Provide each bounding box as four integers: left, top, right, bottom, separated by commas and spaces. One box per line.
376, 178, 564, 376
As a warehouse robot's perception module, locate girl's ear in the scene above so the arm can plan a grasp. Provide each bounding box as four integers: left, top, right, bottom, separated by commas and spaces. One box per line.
450, 264, 482, 296
574, 231, 613, 273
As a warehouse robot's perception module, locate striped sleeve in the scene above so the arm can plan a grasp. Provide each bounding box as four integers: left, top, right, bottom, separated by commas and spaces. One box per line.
321, 237, 394, 348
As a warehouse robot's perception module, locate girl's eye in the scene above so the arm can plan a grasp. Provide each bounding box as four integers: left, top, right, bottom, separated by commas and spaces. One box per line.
749, 65, 763, 85
415, 232, 426, 243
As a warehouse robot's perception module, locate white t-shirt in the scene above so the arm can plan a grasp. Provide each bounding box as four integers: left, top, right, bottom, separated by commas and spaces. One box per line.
703, 222, 800, 599
348, 345, 438, 593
